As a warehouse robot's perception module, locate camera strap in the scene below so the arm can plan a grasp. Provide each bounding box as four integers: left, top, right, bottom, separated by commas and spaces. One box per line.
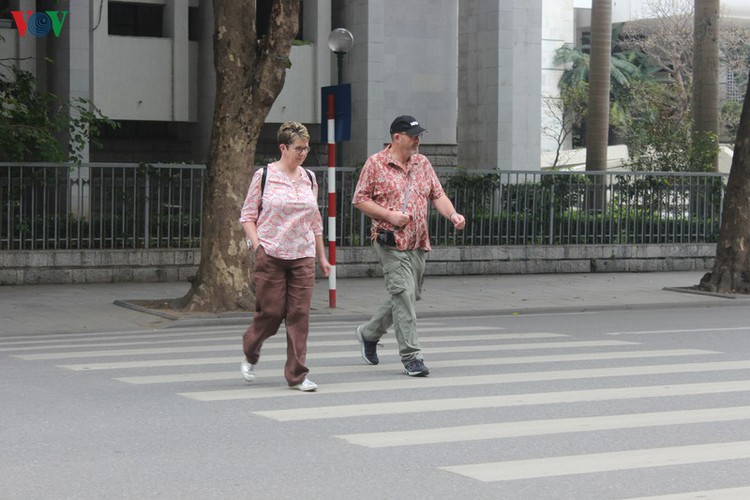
388, 168, 413, 233
401, 168, 412, 212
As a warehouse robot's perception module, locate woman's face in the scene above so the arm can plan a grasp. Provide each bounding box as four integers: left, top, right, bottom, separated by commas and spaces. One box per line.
281, 138, 310, 166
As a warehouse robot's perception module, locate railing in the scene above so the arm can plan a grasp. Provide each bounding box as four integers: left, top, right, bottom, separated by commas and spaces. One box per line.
432, 170, 725, 246
0, 163, 727, 250
1, 163, 203, 250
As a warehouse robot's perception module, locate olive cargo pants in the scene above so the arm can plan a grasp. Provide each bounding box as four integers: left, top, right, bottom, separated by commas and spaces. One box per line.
359, 242, 426, 364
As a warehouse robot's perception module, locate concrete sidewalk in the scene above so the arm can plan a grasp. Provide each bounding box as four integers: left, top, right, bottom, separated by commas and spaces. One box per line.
1, 271, 747, 336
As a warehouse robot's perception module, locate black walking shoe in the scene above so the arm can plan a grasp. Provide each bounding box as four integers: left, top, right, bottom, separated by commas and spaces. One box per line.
355, 325, 379, 365
403, 359, 429, 377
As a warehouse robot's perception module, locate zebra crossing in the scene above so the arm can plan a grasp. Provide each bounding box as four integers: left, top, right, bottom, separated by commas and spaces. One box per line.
5, 316, 750, 498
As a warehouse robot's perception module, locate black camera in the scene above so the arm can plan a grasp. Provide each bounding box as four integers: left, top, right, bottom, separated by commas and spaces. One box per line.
376, 229, 396, 247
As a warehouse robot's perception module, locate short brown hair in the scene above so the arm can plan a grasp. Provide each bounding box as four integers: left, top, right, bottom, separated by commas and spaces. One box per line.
277, 122, 310, 145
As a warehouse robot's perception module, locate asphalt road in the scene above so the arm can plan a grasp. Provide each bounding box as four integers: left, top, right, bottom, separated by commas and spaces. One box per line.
3, 305, 750, 499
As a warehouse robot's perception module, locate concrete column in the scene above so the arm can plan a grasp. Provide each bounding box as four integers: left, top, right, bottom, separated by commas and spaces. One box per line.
165, 0, 190, 121
305, 0, 332, 122
458, 0, 542, 171
59, 0, 92, 218
338, 0, 458, 166
338, 0, 386, 166
16, 0, 37, 76
192, 0, 215, 161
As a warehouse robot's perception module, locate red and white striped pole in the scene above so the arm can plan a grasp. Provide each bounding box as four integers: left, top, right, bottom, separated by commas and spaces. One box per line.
326, 93, 337, 308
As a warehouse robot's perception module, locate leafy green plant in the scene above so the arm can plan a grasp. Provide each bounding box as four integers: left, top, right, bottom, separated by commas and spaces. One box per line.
0, 67, 118, 163
0, 68, 63, 161
68, 97, 119, 164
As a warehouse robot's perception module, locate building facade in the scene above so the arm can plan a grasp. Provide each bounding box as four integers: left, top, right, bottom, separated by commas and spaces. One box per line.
5, 1, 745, 170
1, 0, 576, 170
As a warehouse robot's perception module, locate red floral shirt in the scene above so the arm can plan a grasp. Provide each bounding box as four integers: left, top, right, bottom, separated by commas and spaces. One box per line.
353, 145, 445, 251
239, 164, 322, 260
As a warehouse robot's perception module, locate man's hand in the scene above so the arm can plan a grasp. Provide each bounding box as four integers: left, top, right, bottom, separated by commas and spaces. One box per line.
390, 210, 411, 228
449, 212, 466, 230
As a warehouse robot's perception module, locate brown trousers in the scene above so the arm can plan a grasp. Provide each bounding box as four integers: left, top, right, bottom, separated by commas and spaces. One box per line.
242, 247, 316, 386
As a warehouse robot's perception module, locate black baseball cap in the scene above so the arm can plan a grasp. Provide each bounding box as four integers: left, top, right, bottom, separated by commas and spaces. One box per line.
390, 115, 427, 136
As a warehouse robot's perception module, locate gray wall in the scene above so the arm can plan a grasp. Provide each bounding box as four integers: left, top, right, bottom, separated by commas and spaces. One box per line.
0, 244, 715, 285
335, 0, 459, 167
458, 0, 542, 170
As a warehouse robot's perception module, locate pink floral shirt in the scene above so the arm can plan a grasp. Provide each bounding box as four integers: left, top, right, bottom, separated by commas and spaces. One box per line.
239, 163, 322, 260
353, 145, 445, 251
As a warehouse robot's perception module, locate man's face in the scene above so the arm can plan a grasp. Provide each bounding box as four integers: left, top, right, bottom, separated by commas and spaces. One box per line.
394, 132, 422, 156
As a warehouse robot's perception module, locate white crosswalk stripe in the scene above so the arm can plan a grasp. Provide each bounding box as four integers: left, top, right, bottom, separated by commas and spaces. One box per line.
7, 318, 750, 496
606, 326, 750, 336
116, 349, 717, 385
626, 486, 750, 499
178, 360, 750, 401
255, 379, 750, 421
6, 331, 563, 355
53, 339, 636, 370
336, 406, 750, 447
439, 441, 750, 482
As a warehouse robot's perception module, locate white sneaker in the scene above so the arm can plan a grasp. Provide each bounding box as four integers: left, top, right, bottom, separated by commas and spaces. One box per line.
240, 360, 256, 383
290, 378, 318, 392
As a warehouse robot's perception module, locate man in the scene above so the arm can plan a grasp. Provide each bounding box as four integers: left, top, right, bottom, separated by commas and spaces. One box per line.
352, 115, 466, 377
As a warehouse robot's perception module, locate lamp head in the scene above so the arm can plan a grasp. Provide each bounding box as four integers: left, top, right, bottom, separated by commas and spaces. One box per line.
328, 28, 354, 54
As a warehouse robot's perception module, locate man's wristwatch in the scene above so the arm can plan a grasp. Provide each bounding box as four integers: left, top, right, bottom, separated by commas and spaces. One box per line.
246, 238, 253, 249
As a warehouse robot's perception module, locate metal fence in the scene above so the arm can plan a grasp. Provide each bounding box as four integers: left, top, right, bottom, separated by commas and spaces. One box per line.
0, 162, 727, 250
432, 169, 726, 246
0, 163, 203, 250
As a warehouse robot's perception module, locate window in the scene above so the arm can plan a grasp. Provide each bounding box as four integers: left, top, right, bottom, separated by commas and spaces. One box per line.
726, 71, 746, 103
0, 8, 14, 29
580, 31, 591, 54
188, 7, 199, 41
108, 2, 164, 37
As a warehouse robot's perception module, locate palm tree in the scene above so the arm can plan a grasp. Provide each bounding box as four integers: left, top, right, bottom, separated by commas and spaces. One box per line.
585, 0, 613, 175
554, 24, 650, 147
554, 24, 644, 95
692, 0, 720, 171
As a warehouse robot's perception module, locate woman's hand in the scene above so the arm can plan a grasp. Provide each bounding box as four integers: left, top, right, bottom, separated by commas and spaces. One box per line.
317, 255, 331, 277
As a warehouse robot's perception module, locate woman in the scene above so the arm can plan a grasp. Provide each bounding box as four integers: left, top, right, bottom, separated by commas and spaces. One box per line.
239, 122, 330, 391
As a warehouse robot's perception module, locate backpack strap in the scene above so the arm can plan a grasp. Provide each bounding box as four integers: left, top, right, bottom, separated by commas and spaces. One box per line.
258, 167, 268, 213
303, 168, 314, 188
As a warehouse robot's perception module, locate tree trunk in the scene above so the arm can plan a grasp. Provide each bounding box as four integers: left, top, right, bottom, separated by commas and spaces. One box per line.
585, 0, 612, 209
699, 67, 750, 293
174, 0, 300, 312
693, 0, 720, 171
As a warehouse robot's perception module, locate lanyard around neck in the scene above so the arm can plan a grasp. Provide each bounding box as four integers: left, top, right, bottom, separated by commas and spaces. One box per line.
401, 167, 412, 212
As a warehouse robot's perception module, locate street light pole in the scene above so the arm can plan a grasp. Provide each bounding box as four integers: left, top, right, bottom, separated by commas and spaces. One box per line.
334, 52, 345, 169
337, 52, 346, 85
325, 28, 354, 308
328, 28, 354, 167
